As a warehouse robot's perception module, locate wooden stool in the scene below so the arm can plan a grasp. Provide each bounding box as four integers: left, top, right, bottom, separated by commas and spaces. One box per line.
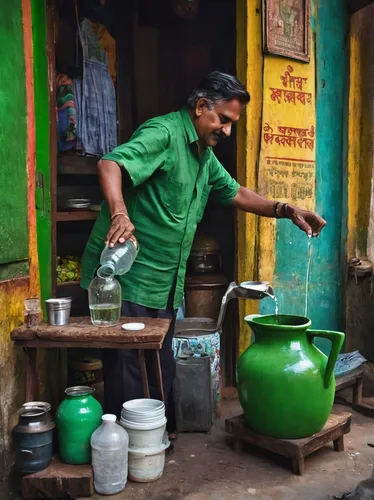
225, 412, 352, 475
21, 457, 93, 499
335, 365, 374, 417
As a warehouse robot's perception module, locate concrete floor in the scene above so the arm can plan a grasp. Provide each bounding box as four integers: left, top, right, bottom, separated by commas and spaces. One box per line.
3, 399, 374, 500
85, 400, 374, 500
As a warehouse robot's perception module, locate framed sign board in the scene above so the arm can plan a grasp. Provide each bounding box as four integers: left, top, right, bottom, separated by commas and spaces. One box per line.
263, 0, 310, 63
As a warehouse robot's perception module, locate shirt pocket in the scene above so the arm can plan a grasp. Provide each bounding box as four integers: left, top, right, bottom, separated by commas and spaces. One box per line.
197, 185, 212, 223
163, 176, 188, 219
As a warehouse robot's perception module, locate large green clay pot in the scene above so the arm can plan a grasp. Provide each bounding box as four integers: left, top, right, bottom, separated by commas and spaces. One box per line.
237, 314, 344, 439
56, 386, 103, 464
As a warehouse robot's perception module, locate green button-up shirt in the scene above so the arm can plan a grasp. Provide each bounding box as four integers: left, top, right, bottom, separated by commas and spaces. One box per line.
81, 107, 240, 309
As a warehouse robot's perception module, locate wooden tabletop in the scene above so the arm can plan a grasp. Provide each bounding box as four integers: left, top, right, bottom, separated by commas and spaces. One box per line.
11, 317, 170, 349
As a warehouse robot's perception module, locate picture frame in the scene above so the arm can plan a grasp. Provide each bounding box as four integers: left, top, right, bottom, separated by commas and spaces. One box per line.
263, 0, 310, 63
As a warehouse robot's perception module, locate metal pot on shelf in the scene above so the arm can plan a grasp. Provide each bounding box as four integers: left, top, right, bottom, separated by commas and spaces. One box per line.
187, 233, 222, 275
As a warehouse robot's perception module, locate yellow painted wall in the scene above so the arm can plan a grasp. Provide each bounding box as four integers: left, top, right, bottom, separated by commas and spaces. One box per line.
347, 6, 373, 260
236, 0, 346, 352
236, 0, 317, 352
236, 0, 263, 353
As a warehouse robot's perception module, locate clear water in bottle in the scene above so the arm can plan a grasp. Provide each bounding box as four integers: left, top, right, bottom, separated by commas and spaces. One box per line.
89, 303, 121, 326
88, 239, 138, 327
91, 414, 129, 495
88, 275, 122, 327
99, 239, 139, 276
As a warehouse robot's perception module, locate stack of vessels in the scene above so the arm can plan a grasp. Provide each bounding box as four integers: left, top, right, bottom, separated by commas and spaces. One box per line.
120, 399, 169, 482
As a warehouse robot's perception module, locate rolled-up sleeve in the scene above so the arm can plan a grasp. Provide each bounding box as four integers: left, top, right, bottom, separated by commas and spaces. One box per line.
209, 155, 240, 205
102, 121, 170, 187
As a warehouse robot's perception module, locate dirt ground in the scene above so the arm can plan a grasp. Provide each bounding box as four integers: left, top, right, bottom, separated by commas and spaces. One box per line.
86, 399, 374, 500
3, 398, 374, 500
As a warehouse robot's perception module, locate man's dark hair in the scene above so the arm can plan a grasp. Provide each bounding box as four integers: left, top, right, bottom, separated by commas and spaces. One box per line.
187, 71, 250, 110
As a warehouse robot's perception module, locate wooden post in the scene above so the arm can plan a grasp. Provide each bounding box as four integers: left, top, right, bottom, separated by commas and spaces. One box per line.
25, 347, 38, 401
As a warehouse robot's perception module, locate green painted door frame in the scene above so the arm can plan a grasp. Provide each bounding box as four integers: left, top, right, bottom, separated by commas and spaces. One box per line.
32, 0, 52, 311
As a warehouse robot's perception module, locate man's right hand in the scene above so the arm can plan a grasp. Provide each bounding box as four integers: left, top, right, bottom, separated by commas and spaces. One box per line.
105, 213, 135, 248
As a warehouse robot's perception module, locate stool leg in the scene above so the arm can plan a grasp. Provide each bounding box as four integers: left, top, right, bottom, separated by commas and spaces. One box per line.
353, 376, 363, 406
154, 350, 165, 402
292, 458, 305, 476
138, 350, 150, 398
333, 436, 345, 452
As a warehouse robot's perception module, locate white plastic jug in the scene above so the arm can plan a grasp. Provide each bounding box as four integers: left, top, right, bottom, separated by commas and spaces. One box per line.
91, 414, 129, 495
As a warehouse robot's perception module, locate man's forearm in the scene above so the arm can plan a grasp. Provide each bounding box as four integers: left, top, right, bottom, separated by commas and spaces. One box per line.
232, 186, 285, 218
98, 159, 128, 216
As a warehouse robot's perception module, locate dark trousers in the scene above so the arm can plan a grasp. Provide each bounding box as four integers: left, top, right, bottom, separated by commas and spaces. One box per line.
102, 297, 177, 430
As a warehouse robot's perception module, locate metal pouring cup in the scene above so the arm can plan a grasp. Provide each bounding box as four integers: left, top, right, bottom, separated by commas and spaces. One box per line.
45, 298, 72, 326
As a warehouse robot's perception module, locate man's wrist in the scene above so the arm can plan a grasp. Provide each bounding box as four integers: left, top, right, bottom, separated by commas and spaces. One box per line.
109, 201, 127, 216
274, 202, 291, 219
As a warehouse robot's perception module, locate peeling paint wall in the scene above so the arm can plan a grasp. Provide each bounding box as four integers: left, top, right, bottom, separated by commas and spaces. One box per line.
0, 0, 41, 480
237, 0, 348, 352
345, 4, 374, 360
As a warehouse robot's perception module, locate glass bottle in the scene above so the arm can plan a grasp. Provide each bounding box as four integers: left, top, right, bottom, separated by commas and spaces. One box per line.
88, 270, 122, 327
91, 414, 129, 495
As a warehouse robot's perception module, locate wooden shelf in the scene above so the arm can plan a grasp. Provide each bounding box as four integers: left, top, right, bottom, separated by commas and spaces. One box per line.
57, 280, 80, 287
56, 211, 99, 222
58, 155, 98, 175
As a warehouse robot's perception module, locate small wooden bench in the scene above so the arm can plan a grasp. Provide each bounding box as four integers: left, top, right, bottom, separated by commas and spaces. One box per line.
21, 457, 93, 499
225, 412, 352, 476
11, 317, 170, 402
335, 365, 374, 417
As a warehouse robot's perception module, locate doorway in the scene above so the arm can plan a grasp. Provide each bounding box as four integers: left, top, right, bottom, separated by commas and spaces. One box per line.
45, 0, 238, 386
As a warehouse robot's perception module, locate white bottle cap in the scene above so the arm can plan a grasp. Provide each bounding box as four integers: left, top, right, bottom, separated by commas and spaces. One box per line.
122, 322, 145, 331
102, 414, 117, 423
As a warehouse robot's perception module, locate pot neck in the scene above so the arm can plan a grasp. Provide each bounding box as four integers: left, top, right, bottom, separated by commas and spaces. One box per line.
249, 321, 310, 346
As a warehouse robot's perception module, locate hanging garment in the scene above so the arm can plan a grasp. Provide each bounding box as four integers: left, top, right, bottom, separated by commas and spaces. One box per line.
56, 73, 77, 153
75, 18, 117, 157
91, 21, 116, 86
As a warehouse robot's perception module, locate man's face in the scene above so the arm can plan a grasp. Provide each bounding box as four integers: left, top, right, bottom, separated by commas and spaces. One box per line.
193, 98, 244, 148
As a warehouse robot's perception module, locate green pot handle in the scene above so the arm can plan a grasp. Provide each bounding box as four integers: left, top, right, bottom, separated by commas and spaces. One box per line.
307, 330, 345, 388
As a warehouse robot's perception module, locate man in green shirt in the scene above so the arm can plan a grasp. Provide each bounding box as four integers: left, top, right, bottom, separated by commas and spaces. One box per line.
81, 71, 326, 429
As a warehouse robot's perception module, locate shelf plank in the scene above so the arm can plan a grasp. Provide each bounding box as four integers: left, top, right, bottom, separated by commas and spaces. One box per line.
56, 211, 99, 222
58, 155, 98, 175
57, 280, 80, 287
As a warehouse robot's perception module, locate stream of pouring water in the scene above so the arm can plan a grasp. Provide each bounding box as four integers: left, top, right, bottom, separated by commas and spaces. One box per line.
305, 236, 312, 317
263, 292, 279, 321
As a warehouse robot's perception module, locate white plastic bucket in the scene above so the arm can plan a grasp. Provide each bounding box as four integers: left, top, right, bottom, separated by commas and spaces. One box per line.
120, 417, 166, 449
128, 438, 169, 483
121, 399, 165, 422
120, 398, 166, 450
122, 399, 165, 413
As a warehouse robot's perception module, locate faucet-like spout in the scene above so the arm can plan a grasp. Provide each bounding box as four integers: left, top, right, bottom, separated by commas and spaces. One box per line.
176, 281, 274, 336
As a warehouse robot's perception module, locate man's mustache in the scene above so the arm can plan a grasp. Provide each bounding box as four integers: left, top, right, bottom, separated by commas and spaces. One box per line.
214, 132, 227, 142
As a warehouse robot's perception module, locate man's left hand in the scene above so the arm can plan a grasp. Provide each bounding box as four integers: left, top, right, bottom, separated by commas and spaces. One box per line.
286, 205, 326, 237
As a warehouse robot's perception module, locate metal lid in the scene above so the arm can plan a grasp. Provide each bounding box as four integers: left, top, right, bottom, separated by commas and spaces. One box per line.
65, 386, 95, 397
22, 401, 52, 412
14, 407, 55, 434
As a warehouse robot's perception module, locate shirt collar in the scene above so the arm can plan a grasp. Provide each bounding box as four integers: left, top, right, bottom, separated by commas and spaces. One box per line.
181, 107, 199, 144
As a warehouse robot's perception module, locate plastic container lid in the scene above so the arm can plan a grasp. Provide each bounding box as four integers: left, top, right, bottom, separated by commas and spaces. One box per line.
122, 322, 145, 331
102, 414, 117, 423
